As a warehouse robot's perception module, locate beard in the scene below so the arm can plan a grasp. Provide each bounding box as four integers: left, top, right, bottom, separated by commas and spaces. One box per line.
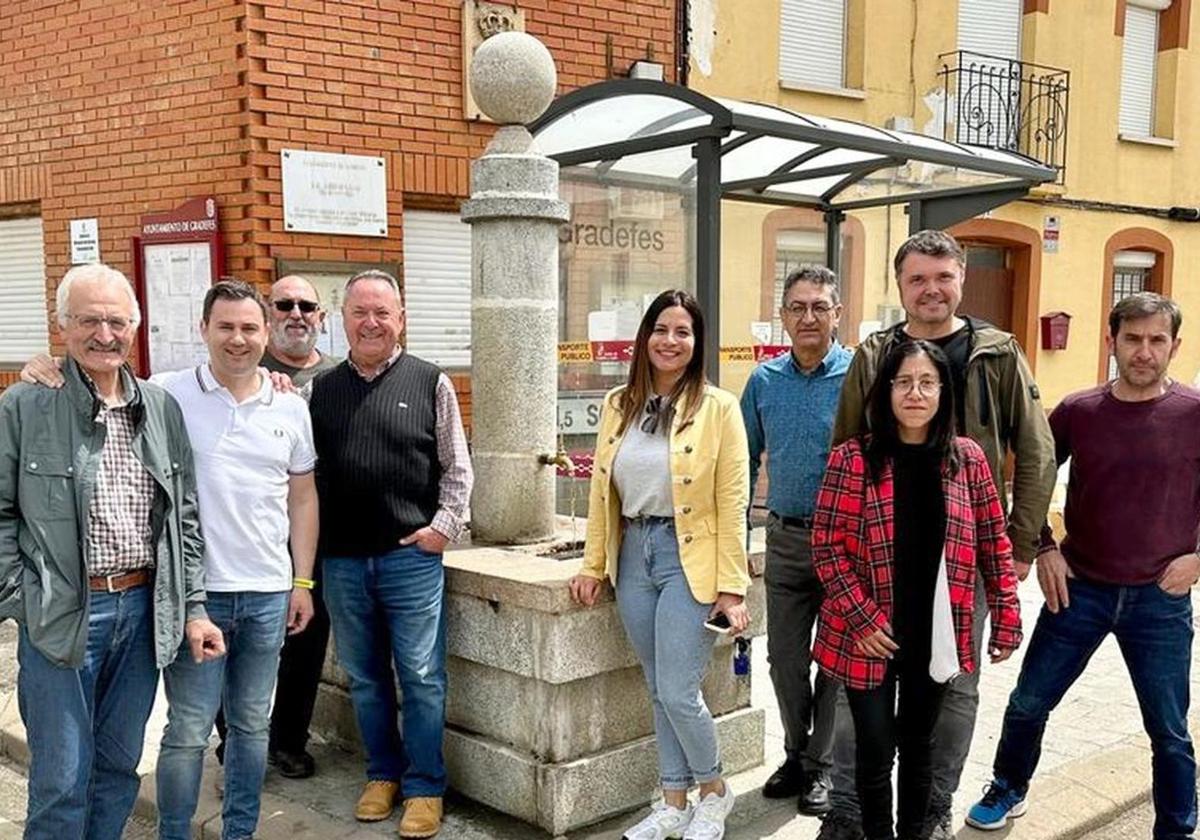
270, 320, 319, 357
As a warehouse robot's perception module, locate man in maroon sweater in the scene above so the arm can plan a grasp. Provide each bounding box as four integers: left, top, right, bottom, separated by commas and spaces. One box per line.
967, 292, 1200, 839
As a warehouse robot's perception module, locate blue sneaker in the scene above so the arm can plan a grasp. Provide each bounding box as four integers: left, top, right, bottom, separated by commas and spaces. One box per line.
965, 779, 1028, 830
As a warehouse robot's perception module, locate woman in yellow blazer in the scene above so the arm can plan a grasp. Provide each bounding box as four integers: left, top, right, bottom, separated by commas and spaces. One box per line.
569, 289, 751, 840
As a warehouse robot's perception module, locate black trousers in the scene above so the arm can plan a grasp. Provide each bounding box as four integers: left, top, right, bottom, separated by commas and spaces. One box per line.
216, 582, 331, 757
845, 657, 948, 840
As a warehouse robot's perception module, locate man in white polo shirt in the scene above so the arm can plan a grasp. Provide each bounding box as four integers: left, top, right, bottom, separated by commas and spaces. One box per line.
151, 280, 319, 840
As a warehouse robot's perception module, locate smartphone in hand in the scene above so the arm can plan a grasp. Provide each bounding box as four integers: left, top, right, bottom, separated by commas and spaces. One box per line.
704, 612, 733, 634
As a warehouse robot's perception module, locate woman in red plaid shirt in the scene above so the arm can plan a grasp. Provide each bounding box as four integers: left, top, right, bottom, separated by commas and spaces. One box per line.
811, 339, 1022, 840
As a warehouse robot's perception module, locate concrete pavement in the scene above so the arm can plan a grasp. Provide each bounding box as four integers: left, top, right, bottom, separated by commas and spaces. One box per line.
0, 578, 1192, 838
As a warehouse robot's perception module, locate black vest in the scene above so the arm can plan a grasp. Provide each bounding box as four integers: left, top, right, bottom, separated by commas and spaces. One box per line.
311, 353, 442, 556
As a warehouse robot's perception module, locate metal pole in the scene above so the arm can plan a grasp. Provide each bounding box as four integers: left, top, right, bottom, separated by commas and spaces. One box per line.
824, 208, 844, 276
694, 137, 722, 384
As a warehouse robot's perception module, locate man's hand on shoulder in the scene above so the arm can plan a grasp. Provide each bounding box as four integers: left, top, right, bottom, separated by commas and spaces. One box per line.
19, 354, 64, 388
267, 370, 296, 394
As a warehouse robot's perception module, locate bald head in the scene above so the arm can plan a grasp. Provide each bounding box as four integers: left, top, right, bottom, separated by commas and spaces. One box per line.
268, 274, 325, 362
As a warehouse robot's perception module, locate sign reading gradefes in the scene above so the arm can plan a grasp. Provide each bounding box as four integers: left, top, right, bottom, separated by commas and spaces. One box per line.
281, 149, 388, 237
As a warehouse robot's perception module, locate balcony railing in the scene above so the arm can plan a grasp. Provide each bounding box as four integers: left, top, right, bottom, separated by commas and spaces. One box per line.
939, 50, 1070, 182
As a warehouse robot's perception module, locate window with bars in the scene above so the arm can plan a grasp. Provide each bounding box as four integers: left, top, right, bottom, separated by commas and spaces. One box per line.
1108, 261, 1152, 379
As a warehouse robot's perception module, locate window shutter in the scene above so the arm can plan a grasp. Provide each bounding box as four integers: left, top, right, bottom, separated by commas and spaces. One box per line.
779, 0, 846, 89
956, 0, 1022, 60
1119, 5, 1159, 136
0, 217, 50, 363
402, 210, 472, 369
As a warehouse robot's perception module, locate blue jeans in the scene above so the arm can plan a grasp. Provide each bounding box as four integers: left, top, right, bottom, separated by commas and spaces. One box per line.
992, 577, 1196, 839
323, 547, 448, 796
616, 517, 721, 790
18, 586, 158, 840
156, 591, 289, 840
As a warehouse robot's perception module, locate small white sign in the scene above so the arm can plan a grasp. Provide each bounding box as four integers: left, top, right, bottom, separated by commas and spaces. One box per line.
750, 320, 772, 345
281, 149, 388, 237
70, 218, 100, 264
557, 392, 606, 433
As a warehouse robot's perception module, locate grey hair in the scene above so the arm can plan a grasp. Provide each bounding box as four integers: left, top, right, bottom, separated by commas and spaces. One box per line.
345, 269, 403, 305
782, 264, 840, 305
55, 264, 142, 327
1109, 291, 1182, 339
893, 229, 966, 277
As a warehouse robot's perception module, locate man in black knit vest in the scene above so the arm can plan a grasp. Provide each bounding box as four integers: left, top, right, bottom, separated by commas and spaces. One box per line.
310, 269, 472, 839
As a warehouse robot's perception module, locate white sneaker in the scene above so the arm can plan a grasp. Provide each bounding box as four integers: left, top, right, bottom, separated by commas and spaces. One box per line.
622, 801, 694, 840
683, 784, 735, 840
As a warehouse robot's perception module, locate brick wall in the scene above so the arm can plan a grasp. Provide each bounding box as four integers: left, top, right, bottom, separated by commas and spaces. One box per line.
0, 0, 678, 371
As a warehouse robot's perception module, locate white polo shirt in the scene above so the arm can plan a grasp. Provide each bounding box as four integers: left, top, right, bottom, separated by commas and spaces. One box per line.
153, 365, 316, 592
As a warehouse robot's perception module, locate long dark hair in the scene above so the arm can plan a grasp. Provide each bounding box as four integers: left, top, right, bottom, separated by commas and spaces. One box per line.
616, 289, 707, 435
863, 339, 959, 482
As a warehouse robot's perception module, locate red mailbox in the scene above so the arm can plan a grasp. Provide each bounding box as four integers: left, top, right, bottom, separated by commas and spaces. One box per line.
1040, 311, 1072, 351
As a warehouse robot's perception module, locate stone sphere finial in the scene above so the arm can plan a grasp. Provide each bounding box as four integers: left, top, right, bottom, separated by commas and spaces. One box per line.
470, 32, 557, 125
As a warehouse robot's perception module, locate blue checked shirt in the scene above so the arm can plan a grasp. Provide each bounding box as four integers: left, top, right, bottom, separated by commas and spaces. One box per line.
740, 342, 853, 519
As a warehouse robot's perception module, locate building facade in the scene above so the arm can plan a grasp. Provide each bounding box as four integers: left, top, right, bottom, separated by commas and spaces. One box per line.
694, 0, 1198, 405
0, 0, 679, 408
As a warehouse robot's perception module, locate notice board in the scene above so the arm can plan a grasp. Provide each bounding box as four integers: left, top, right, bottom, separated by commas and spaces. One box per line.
132, 197, 225, 374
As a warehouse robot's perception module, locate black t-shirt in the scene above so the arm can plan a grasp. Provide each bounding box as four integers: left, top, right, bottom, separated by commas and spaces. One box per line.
928, 324, 971, 433
891, 442, 946, 660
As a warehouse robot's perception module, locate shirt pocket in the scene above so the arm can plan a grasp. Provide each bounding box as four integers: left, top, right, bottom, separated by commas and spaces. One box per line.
22, 453, 76, 521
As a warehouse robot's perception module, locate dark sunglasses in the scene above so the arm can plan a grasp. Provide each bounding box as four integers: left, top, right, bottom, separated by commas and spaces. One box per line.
273, 299, 319, 314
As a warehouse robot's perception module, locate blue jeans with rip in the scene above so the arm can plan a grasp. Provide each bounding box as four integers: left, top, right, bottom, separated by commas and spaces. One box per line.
18, 585, 159, 840
991, 576, 1196, 840
323, 546, 448, 796
616, 516, 722, 790
156, 590, 289, 840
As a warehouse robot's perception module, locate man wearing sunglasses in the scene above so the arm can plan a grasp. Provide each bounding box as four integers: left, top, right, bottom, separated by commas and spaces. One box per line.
264, 275, 341, 393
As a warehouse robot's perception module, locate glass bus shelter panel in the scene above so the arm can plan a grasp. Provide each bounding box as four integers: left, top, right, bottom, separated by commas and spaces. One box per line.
535, 94, 708, 159
555, 164, 697, 517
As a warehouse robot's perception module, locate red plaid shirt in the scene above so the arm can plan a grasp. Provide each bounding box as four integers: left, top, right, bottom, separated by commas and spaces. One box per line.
811, 436, 1022, 690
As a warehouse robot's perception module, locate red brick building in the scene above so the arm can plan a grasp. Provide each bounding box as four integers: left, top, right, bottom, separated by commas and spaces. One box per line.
0, 0, 679, 399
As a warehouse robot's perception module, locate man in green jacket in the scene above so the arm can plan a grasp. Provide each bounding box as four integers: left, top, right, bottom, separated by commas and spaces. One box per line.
817, 230, 1056, 840
0, 264, 223, 840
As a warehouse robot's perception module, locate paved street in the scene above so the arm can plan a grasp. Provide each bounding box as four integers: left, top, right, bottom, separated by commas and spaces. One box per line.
0, 578, 1193, 838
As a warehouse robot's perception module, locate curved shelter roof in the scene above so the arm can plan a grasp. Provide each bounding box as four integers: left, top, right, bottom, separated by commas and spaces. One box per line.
530, 80, 1056, 210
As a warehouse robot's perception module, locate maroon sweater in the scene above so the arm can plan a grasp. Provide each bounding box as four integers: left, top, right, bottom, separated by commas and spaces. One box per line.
1045, 382, 1200, 585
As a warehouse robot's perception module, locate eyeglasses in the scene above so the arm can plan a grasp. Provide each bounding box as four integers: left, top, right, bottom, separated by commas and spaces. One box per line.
68, 314, 132, 333
781, 302, 835, 318
891, 376, 942, 398
273, 299, 319, 314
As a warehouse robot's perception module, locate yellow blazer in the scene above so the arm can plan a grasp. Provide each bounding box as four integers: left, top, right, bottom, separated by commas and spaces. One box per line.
580, 384, 751, 603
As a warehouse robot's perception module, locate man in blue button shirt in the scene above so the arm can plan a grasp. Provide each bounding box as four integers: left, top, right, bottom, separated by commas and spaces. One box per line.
741, 264, 852, 816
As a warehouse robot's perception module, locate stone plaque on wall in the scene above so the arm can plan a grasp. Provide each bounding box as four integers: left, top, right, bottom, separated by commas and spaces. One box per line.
461, 1, 527, 122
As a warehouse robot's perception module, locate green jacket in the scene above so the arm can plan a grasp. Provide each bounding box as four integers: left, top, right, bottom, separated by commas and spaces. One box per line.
0, 357, 207, 668
832, 318, 1056, 565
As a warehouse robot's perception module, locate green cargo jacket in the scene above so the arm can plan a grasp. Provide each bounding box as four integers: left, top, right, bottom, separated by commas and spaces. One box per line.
0, 357, 207, 669
832, 317, 1056, 565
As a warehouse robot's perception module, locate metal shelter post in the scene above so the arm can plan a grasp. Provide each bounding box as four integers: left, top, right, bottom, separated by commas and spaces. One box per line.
695, 136, 722, 384
824, 209, 844, 276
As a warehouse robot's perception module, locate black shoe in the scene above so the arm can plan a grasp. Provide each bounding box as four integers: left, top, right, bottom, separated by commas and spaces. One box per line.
798, 770, 832, 816
269, 748, 316, 779
762, 759, 805, 798
816, 811, 865, 840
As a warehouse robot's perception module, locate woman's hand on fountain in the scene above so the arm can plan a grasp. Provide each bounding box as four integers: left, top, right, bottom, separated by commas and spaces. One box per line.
569, 574, 602, 606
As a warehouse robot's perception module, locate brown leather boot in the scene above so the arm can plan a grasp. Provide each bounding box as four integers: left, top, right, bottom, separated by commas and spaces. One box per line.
398, 796, 443, 838
355, 780, 400, 821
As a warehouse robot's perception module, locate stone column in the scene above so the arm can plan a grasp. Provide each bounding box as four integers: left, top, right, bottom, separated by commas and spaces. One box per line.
462, 33, 568, 544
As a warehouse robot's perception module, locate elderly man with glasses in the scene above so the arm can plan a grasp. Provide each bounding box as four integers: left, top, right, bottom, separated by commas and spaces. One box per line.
740, 264, 851, 817
0, 264, 222, 839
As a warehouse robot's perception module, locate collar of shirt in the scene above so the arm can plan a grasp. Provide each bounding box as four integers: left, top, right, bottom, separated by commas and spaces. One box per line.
349, 346, 403, 382
80, 365, 138, 412
777, 340, 850, 378
196, 363, 275, 406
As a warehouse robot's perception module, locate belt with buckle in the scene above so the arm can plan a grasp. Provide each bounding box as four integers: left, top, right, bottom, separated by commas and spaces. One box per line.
88, 568, 152, 593
774, 513, 814, 530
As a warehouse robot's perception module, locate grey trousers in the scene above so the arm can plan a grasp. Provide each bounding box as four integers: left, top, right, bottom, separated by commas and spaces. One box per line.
828, 579, 989, 820
765, 514, 838, 772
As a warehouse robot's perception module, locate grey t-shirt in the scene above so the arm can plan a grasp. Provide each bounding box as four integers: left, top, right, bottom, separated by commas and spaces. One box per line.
263, 350, 341, 399
612, 407, 674, 518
